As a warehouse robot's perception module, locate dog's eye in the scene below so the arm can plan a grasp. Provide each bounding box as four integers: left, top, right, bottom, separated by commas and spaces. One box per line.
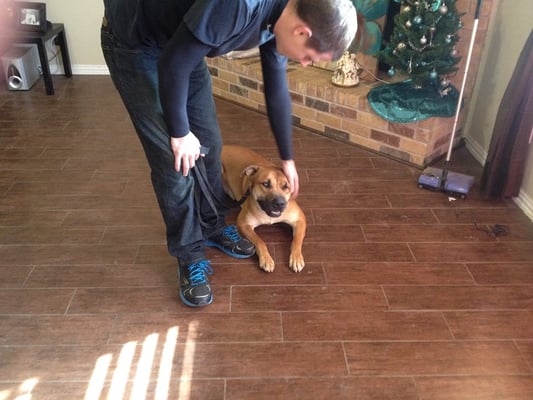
282, 183, 290, 191
262, 181, 271, 189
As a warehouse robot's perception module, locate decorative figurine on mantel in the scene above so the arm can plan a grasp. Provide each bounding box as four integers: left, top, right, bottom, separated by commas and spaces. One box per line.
331, 0, 390, 86
332, 51, 360, 87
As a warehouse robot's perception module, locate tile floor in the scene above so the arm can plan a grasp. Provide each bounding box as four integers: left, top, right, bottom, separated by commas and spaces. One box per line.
0, 75, 532, 399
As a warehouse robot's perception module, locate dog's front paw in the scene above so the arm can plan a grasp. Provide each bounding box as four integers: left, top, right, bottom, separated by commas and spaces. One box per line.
289, 253, 305, 272
258, 253, 275, 272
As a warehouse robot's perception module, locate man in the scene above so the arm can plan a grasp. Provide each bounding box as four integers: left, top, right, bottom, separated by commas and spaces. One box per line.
101, 0, 358, 307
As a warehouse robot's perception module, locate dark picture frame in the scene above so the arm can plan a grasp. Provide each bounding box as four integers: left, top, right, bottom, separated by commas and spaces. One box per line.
16, 1, 47, 33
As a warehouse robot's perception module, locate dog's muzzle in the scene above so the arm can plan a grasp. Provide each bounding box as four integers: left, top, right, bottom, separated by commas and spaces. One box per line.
258, 196, 287, 218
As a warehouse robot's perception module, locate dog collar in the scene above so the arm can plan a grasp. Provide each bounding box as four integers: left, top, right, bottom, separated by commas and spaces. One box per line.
236, 188, 251, 206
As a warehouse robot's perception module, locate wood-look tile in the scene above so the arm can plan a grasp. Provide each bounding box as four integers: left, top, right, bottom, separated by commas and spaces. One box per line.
0, 244, 138, 266
301, 243, 414, 262
515, 341, 533, 368
0, 193, 148, 210
0, 315, 114, 345
409, 242, 533, 262
135, 244, 173, 265
0, 226, 104, 244
0, 266, 32, 288
226, 377, 418, 400
0, 158, 67, 171
387, 193, 506, 208
231, 285, 387, 312
444, 311, 533, 339
313, 208, 438, 224
63, 156, 149, 172
63, 205, 164, 227
297, 193, 390, 209
0, 209, 67, 226
209, 261, 325, 285
304, 224, 365, 242
307, 166, 414, 181
67, 286, 232, 313
42, 144, 145, 161
347, 179, 426, 194
415, 376, 533, 400
344, 341, 531, 376
282, 311, 452, 341
432, 207, 531, 224
100, 226, 166, 245
385, 285, 533, 310
466, 262, 533, 284
0, 380, 225, 400
8, 180, 128, 196
363, 224, 494, 242
324, 262, 474, 285
11, 169, 106, 184
175, 342, 347, 378
25, 264, 175, 288
0, 288, 74, 314
0, 147, 47, 158
0, 344, 127, 381
494, 223, 533, 241
109, 312, 282, 344
0, 382, 91, 400
299, 180, 350, 194
296, 156, 375, 169
1, 77, 532, 397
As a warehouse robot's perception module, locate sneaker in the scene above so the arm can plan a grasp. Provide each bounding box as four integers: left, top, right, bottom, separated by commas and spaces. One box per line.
178, 260, 213, 307
205, 225, 255, 258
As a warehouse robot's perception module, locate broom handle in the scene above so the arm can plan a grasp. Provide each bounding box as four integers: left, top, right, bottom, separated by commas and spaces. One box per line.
445, 0, 482, 163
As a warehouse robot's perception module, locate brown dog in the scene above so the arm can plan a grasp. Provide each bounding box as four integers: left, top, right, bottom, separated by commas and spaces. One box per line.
221, 145, 306, 272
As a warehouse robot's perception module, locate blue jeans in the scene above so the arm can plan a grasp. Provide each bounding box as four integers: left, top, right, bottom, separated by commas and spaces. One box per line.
101, 27, 227, 265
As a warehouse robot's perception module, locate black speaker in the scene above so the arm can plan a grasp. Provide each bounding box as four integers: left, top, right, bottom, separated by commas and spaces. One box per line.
1, 44, 41, 90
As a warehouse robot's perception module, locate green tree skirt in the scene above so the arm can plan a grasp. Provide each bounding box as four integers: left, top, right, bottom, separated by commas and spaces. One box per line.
367, 80, 460, 123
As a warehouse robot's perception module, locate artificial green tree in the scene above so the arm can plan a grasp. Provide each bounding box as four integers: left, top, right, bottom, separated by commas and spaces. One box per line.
380, 0, 464, 91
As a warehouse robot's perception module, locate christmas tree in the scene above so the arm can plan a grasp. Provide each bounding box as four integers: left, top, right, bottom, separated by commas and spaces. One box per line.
380, 0, 464, 91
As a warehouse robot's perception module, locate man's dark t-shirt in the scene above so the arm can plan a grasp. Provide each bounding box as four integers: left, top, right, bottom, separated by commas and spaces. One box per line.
104, 0, 293, 160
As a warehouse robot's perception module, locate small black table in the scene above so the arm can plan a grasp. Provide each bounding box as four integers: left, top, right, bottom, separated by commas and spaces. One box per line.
0, 23, 72, 95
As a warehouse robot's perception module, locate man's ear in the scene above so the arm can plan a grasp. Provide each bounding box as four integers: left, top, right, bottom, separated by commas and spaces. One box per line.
294, 25, 312, 38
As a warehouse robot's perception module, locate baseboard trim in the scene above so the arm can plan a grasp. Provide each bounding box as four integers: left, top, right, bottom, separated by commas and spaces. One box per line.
71, 65, 110, 75
464, 136, 487, 165
514, 189, 533, 222
49, 64, 109, 75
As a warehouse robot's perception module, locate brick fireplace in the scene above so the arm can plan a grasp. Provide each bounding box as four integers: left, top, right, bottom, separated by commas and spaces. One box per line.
206, 0, 494, 167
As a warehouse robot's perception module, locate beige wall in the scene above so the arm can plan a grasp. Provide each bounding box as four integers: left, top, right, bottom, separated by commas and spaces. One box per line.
464, 0, 532, 217
43, 0, 532, 219
44, 0, 105, 66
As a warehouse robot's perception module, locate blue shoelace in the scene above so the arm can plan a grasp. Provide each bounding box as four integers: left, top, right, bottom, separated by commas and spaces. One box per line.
187, 260, 213, 286
223, 225, 242, 243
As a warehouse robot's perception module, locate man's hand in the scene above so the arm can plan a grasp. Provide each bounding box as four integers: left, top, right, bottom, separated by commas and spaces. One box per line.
281, 159, 299, 198
170, 132, 204, 176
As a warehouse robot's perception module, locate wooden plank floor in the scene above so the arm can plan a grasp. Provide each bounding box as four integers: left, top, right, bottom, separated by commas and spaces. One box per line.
0, 75, 532, 399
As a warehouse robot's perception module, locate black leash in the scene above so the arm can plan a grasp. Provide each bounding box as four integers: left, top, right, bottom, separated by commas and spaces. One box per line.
191, 147, 247, 228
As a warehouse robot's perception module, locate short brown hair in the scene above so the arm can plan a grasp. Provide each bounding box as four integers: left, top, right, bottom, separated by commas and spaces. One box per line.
295, 0, 358, 60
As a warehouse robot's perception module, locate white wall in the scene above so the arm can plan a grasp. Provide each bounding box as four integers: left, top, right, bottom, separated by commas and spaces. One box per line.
41, 0, 532, 219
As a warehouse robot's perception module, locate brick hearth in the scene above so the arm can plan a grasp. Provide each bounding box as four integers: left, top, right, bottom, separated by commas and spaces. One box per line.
207, 56, 458, 167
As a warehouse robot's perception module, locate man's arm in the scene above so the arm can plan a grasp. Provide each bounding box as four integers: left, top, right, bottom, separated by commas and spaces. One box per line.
259, 40, 293, 161
260, 41, 299, 196
158, 23, 212, 138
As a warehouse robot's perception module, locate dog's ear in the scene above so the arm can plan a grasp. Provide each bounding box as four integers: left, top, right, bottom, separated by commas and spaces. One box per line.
241, 165, 260, 177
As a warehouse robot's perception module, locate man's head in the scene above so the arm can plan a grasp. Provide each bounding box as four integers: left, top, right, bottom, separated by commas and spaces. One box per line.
274, 0, 358, 66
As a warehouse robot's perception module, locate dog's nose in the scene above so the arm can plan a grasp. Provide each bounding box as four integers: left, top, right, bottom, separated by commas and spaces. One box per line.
273, 198, 287, 210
